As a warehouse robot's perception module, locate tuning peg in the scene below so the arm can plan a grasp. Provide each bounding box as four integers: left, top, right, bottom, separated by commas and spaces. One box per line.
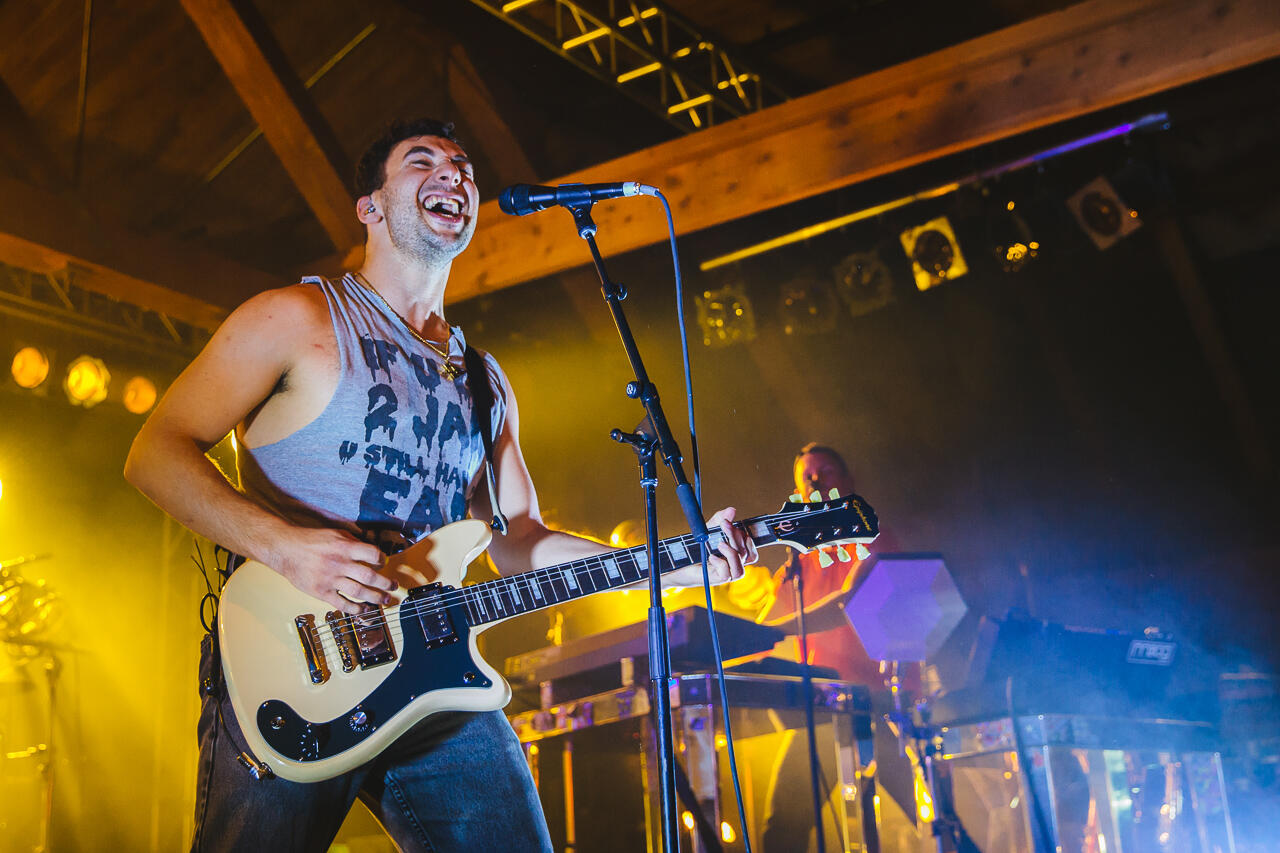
855, 544, 870, 560
836, 545, 851, 562
788, 494, 803, 503
809, 490, 821, 502
828, 488, 840, 500
817, 549, 834, 568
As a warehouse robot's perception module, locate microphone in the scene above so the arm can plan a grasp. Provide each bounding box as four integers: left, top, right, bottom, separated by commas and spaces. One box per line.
499, 181, 656, 216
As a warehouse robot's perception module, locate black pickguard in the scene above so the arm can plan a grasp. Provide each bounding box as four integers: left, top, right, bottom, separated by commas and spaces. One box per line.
256, 584, 491, 763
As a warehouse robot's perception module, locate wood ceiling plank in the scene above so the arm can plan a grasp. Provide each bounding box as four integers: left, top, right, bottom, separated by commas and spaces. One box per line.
444, 0, 1280, 301
180, 0, 364, 254
0, 173, 277, 331
0, 74, 67, 192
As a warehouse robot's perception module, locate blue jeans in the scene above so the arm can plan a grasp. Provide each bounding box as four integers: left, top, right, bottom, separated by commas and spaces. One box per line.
192, 636, 552, 852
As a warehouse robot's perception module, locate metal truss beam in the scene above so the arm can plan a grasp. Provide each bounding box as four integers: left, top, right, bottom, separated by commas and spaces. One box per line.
0, 262, 208, 364
463, 0, 786, 132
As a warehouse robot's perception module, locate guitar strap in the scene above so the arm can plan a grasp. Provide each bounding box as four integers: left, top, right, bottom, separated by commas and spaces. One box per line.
463, 345, 509, 535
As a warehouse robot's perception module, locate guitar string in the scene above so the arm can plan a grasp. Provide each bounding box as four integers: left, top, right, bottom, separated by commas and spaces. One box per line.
302, 510, 873, 666
297, 504, 866, 644
303, 504, 868, 649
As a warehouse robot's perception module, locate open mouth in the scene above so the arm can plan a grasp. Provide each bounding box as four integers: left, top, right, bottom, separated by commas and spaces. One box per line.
422, 194, 464, 223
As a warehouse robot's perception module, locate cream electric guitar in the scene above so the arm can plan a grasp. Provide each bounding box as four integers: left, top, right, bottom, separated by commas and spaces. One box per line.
218, 493, 879, 782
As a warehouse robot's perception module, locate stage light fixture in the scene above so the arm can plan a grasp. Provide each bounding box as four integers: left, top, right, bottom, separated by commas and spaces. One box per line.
63, 355, 110, 408
778, 273, 838, 336
992, 208, 1039, 274
900, 216, 968, 291
123, 376, 159, 414
695, 282, 756, 348
10, 346, 50, 389
1066, 176, 1141, 250
833, 249, 896, 318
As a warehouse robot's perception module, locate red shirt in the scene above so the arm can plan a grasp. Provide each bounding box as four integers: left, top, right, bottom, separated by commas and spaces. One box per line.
762, 550, 884, 685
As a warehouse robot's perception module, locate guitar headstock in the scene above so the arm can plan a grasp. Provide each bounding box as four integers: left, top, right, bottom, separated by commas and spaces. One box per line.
764, 490, 880, 556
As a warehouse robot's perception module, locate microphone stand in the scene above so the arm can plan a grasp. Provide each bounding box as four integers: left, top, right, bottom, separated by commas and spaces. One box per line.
565, 200, 711, 853
787, 551, 828, 853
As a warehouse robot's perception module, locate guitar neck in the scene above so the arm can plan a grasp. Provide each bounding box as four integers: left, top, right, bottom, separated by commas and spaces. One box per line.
458, 521, 773, 628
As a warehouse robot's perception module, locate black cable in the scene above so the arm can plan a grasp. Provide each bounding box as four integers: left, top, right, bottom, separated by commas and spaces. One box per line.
656, 190, 754, 852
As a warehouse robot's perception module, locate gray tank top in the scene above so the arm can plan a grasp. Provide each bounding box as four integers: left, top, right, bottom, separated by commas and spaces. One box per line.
237, 273, 507, 555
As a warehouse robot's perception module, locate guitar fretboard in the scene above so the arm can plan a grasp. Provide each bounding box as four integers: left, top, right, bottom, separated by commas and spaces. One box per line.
459, 530, 728, 627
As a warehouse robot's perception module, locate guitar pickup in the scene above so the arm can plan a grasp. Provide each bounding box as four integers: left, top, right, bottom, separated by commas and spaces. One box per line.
294, 615, 330, 685
406, 583, 458, 648
324, 605, 397, 670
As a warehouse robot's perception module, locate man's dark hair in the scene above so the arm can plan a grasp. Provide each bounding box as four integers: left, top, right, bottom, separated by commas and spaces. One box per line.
794, 442, 849, 473
354, 118, 463, 198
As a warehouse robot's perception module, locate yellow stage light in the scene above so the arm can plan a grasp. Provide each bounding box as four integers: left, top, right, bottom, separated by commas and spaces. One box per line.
681, 811, 695, 830
123, 376, 158, 414
900, 216, 968, 291
64, 355, 110, 407
720, 822, 736, 843
11, 346, 50, 389
696, 283, 756, 348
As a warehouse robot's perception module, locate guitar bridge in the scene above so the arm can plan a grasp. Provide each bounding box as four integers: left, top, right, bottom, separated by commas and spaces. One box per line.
325, 611, 359, 673
294, 615, 330, 684
322, 606, 397, 671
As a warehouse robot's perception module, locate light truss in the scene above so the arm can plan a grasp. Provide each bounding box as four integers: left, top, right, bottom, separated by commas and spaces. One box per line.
464, 0, 786, 132
0, 262, 208, 364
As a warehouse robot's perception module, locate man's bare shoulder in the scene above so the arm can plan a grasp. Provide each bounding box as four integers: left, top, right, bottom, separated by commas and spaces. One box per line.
224, 280, 330, 335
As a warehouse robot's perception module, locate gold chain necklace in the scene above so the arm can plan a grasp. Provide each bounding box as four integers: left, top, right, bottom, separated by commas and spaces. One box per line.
352, 272, 461, 380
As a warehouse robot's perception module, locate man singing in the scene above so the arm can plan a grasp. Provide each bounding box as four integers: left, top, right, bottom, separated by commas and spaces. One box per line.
125, 118, 755, 852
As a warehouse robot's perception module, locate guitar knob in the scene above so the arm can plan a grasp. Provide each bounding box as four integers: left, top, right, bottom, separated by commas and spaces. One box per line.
349, 710, 370, 733
269, 715, 286, 730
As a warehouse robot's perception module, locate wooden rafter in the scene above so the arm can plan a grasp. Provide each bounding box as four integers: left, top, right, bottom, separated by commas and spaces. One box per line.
0, 174, 276, 331
181, 0, 365, 255
444, 0, 1280, 302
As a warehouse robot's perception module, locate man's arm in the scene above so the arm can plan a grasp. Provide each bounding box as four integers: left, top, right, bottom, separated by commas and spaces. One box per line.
123, 285, 394, 614
468, 373, 754, 586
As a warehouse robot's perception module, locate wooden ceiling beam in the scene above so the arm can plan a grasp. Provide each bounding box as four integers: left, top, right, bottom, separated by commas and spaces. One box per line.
0, 174, 277, 331
181, 0, 365, 255
445, 0, 1280, 301
0, 76, 69, 193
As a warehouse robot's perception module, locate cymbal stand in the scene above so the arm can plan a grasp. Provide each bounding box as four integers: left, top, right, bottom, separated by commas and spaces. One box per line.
884, 662, 963, 853
787, 552, 828, 852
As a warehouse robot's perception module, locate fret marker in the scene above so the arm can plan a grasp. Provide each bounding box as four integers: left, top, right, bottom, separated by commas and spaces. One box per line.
602, 556, 622, 580
561, 568, 579, 590
635, 551, 649, 570
668, 540, 689, 564
529, 578, 543, 600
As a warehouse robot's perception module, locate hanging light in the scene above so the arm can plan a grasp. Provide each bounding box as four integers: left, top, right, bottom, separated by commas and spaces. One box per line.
695, 282, 756, 348
900, 216, 968, 291
833, 249, 896, 318
123, 376, 159, 414
63, 355, 110, 408
778, 272, 838, 336
10, 346, 50, 389
991, 204, 1040, 274
1066, 176, 1141, 250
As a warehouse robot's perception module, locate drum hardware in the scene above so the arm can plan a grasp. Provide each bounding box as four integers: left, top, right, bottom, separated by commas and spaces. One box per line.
1, 554, 60, 853
843, 554, 969, 853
